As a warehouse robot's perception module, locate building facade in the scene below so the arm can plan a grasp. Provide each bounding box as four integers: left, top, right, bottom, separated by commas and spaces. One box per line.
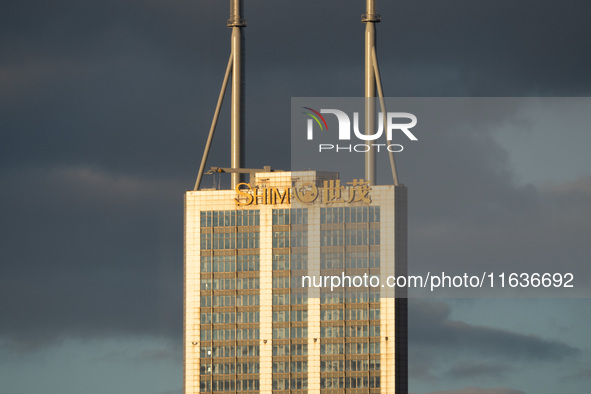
185, 171, 407, 393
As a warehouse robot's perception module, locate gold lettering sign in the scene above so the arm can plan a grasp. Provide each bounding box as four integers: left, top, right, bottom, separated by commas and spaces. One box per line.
293, 183, 319, 204
235, 183, 292, 206
235, 183, 254, 205
235, 180, 371, 206
271, 187, 290, 204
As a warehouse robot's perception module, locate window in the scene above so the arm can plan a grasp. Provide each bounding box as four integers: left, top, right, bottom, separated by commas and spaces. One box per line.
369, 342, 380, 354
290, 361, 308, 372
321, 326, 343, 338
321, 360, 344, 372
273, 310, 289, 322
321, 252, 344, 269
236, 231, 259, 249
237, 328, 259, 340
321, 309, 343, 321
237, 294, 259, 306
272, 208, 308, 225
291, 310, 308, 321
291, 326, 308, 338
273, 327, 289, 339
291, 253, 308, 270
346, 359, 368, 371
212, 295, 235, 307
237, 362, 260, 374
291, 292, 307, 305
236, 345, 259, 357
321, 206, 380, 224
210, 346, 236, 358
200, 346, 212, 358
320, 343, 344, 355
236, 210, 259, 226
291, 343, 308, 355
200, 296, 211, 307
321, 377, 344, 389
272, 276, 290, 288
237, 311, 259, 323
272, 344, 289, 356
272, 293, 289, 305
272, 361, 289, 373
237, 255, 259, 271
237, 277, 259, 290
199, 210, 260, 251
272, 231, 290, 248
200, 329, 211, 341
200, 256, 212, 272
236, 379, 260, 391
272, 379, 308, 390
211, 329, 235, 341
321, 291, 344, 304
272, 254, 289, 270
370, 359, 381, 371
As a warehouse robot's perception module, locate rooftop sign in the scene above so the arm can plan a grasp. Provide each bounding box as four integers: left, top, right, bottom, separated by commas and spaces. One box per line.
235, 180, 372, 206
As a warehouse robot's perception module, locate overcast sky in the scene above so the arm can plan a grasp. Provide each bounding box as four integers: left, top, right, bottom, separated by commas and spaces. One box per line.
1, 1, 591, 393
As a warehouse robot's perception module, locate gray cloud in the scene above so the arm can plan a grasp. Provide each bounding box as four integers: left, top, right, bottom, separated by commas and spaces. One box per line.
446, 362, 512, 379
386, 99, 591, 298
2, 1, 591, 179
0, 0, 590, 360
569, 368, 591, 380
412, 388, 526, 394
410, 299, 579, 361
90, 340, 181, 365
0, 166, 183, 349
407, 299, 583, 390
2, 1, 590, 393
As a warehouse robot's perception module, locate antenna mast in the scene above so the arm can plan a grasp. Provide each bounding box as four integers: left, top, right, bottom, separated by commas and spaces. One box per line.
194, 1, 246, 190
363, 0, 380, 185
362, 0, 399, 186
228, 0, 246, 188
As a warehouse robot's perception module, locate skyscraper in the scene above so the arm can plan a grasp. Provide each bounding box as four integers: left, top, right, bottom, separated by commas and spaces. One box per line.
185, 1, 407, 392
184, 171, 407, 393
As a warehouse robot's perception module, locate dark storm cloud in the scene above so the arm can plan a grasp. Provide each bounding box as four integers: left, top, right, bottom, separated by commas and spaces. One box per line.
158, 390, 182, 394
446, 362, 511, 379
390, 1, 591, 96
407, 299, 581, 387
0, 166, 183, 349
410, 299, 579, 361
3, 0, 591, 176
1, 0, 591, 351
380, 98, 591, 294
568, 368, 591, 380
3, 0, 591, 179
244, 1, 591, 96
109, 343, 181, 365
412, 388, 526, 394
0, 0, 234, 178
408, 299, 583, 390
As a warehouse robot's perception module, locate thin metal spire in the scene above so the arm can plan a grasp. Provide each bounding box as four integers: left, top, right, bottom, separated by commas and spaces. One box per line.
362, 0, 381, 185
193, 1, 246, 190
361, 0, 399, 186
228, 0, 246, 188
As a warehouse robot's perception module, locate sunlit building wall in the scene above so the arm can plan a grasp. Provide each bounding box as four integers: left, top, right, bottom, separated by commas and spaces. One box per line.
185, 171, 407, 393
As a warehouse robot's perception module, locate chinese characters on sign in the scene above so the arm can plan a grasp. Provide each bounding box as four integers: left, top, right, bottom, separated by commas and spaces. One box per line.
235, 180, 372, 206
